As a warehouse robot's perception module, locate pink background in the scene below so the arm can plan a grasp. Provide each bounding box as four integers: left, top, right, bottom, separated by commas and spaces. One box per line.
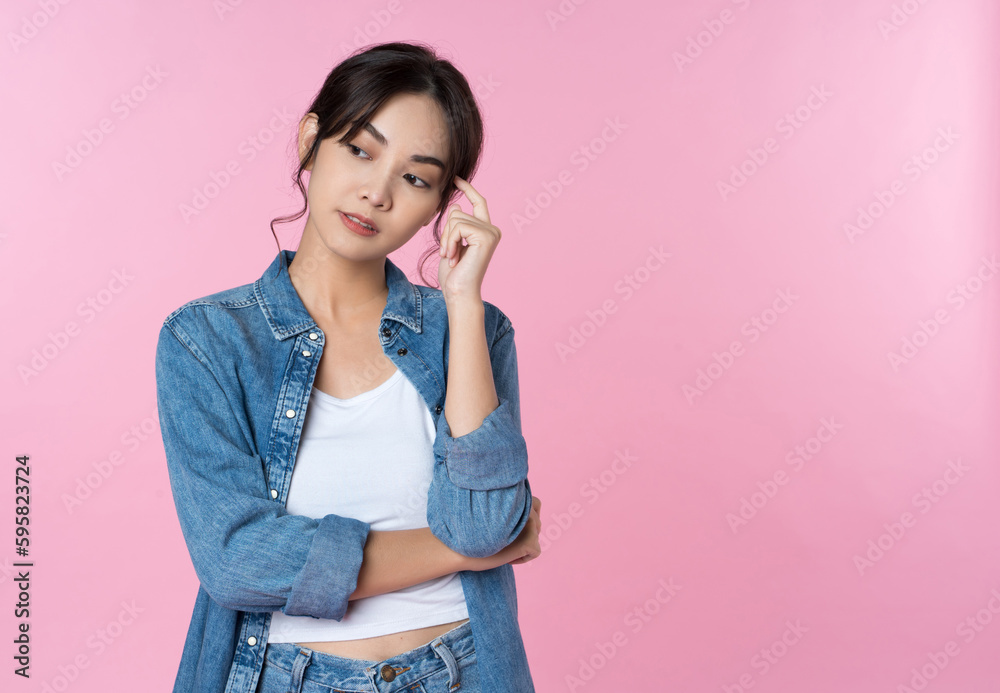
2, 1, 998, 691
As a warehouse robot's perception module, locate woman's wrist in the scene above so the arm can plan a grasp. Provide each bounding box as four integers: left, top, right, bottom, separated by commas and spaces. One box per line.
445, 543, 472, 572
421, 526, 473, 573
445, 295, 484, 322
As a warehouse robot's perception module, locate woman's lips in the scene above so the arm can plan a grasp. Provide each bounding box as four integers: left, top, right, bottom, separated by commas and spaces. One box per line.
339, 211, 378, 236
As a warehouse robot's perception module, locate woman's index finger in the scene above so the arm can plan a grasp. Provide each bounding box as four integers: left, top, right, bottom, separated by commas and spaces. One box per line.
454, 176, 490, 223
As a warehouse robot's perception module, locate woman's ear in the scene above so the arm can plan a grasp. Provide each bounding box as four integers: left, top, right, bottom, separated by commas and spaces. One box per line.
297, 113, 319, 171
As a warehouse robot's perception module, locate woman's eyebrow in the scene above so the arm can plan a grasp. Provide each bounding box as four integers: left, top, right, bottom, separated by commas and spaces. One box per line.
361, 121, 446, 171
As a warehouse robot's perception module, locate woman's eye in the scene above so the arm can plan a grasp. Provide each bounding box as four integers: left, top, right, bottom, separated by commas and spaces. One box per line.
347, 144, 370, 159
404, 173, 430, 189
347, 143, 428, 189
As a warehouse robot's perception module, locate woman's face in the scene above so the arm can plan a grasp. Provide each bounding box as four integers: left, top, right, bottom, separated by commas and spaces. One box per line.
298, 92, 451, 262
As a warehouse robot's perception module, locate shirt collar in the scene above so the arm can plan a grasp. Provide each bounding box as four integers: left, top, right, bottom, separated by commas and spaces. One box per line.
254, 249, 423, 341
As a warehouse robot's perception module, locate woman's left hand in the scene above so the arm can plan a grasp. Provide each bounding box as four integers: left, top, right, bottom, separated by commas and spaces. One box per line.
438, 176, 502, 303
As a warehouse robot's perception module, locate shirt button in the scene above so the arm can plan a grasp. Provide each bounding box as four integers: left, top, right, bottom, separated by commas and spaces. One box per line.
247, 636, 257, 646
380, 664, 396, 682
308, 332, 319, 340
302, 350, 311, 357
397, 347, 407, 356
270, 489, 278, 499
381, 327, 391, 338
286, 409, 296, 418
435, 405, 442, 414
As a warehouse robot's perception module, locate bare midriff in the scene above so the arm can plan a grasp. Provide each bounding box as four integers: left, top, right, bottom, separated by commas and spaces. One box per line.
296, 617, 470, 661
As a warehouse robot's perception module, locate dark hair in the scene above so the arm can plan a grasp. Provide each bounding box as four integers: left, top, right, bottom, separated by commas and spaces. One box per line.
269, 41, 485, 286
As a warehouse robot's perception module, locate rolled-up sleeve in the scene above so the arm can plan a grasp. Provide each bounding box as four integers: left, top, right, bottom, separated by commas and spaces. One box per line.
427, 313, 533, 558
155, 320, 370, 620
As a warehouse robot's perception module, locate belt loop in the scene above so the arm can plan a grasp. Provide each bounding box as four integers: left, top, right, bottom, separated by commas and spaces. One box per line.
289, 648, 313, 693
430, 636, 461, 690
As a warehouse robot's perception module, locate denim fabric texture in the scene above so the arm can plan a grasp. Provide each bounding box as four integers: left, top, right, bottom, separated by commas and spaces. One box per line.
257, 619, 479, 692
155, 249, 535, 693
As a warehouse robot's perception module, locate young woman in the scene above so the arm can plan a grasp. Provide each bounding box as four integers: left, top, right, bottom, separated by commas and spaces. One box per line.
155, 42, 541, 693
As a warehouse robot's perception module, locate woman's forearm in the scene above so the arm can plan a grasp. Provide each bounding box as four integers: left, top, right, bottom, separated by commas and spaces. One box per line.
350, 302, 506, 601
443, 299, 498, 437
349, 527, 468, 601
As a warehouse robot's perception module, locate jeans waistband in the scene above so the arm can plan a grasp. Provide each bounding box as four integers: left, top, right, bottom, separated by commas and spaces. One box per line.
262, 619, 474, 692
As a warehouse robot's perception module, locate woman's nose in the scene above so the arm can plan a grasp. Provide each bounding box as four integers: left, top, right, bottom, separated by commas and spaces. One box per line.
359, 171, 391, 209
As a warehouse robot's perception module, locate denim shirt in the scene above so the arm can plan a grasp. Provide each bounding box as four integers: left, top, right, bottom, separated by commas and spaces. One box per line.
155, 249, 535, 692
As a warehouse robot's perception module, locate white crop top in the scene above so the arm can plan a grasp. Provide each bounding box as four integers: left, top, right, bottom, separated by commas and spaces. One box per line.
267, 366, 468, 643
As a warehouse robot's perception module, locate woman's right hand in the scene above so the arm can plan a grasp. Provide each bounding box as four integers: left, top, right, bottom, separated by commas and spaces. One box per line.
463, 496, 541, 571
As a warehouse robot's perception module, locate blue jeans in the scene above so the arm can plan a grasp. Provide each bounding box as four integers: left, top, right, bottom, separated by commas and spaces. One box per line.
256, 620, 479, 692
